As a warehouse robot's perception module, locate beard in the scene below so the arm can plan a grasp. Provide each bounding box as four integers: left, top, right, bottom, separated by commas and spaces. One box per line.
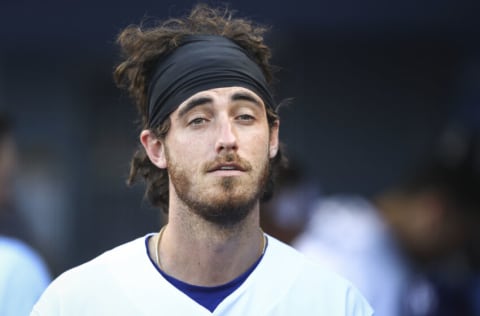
167, 151, 271, 228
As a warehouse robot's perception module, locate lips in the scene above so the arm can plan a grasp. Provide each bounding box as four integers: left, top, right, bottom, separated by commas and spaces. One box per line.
208, 163, 246, 172
204, 153, 252, 173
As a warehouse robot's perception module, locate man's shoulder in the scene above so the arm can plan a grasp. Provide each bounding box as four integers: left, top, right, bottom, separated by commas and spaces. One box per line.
32, 235, 153, 315
42, 235, 149, 294
260, 235, 374, 315
61, 235, 147, 278
266, 235, 357, 287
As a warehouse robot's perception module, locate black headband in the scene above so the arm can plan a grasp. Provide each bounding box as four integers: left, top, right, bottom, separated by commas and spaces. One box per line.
147, 35, 275, 127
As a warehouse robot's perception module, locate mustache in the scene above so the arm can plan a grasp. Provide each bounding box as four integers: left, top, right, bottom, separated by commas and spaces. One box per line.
203, 153, 252, 172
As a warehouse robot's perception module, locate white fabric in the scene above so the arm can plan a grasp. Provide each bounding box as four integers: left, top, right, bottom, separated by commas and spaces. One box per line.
32, 234, 373, 315
0, 237, 51, 316
294, 196, 410, 316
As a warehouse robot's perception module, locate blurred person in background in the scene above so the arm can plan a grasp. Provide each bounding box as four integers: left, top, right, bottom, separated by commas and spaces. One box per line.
294, 120, 480, 316
31, 5, 372, 315
0, 113, 51, 316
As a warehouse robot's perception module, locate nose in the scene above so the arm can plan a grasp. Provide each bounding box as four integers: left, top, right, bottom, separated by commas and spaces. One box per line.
215, 117, 238, 153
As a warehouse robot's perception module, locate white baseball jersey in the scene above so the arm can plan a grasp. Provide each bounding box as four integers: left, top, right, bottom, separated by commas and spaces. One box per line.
32, 234, 373, 315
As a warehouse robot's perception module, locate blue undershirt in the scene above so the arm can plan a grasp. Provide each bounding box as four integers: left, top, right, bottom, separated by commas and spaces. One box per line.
145, 235, 266, 313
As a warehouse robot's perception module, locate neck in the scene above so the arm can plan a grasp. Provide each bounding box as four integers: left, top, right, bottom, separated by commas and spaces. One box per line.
151, 200, 264, 287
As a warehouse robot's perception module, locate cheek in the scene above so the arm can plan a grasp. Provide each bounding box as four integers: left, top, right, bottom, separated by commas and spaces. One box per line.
166, 136, 209, 167
178, 128, 216, 148
252, 128, 271, 150
243, 135, 270, 161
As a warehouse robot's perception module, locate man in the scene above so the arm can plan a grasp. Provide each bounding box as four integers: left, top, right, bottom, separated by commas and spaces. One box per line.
32, 5, 373, 315
0, 113, 51, 316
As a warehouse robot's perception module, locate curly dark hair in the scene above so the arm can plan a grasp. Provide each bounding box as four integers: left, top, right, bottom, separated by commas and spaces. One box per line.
114, 4, 287, 212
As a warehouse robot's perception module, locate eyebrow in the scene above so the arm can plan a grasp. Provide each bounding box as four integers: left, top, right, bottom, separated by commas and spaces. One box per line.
231, 92, 263, 108
177, 91, 263, 119
177, 96, 213, 118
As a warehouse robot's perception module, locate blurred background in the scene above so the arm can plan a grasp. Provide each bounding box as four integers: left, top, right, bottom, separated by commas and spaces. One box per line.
0, 0, 479, 307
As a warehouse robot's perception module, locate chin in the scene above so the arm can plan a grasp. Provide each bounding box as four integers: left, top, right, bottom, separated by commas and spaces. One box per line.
189, 191, 259, 228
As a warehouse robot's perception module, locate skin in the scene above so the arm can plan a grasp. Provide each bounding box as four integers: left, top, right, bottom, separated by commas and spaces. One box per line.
141, 86, 279, 286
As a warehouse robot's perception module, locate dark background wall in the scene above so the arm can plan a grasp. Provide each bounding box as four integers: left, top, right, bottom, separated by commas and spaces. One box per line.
1, 0, 479, 275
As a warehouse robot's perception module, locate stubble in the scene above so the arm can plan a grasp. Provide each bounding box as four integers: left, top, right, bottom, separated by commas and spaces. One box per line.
168, 151, 270, 228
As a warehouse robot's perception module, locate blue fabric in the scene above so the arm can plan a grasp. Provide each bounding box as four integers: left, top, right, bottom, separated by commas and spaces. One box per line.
145, 235, 266, 312
0, 237, 51, 316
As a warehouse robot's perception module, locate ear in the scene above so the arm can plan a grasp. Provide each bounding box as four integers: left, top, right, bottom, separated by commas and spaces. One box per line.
269, 120, 280, 159
140, 130, 167, 169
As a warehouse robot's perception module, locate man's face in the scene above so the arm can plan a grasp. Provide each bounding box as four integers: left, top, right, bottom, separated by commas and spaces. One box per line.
161, 86, 279, 227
